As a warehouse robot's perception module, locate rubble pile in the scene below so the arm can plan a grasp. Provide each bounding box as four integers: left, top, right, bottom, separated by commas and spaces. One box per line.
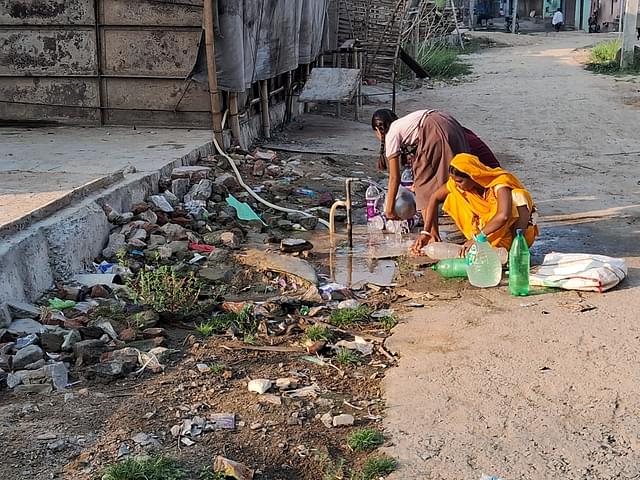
0, 149, 401, 480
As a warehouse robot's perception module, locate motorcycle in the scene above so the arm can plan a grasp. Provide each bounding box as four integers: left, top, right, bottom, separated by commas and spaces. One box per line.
504, 15, 520, 33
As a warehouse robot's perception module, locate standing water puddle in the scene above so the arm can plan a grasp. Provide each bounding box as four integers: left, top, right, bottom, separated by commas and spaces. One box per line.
307, 226, 417, 288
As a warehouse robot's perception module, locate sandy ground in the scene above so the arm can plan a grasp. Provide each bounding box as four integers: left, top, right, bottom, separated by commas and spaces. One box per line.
382, 32, 640, 479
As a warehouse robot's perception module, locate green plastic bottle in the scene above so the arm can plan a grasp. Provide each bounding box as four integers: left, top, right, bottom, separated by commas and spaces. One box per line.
431, 258, 468, 278
508, 229, 530, 296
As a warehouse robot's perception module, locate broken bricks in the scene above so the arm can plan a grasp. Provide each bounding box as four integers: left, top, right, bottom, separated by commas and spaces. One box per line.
213, 455, 254, 480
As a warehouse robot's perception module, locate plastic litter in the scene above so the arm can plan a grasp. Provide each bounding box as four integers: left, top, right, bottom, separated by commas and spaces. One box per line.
226, 194, 267, 225
295, 188, 317, 197
48, 298, 76, 310
188, 253, 207, 264
189, 243, 215, 254
15, 333, 39, 349
97, 261, 115, 274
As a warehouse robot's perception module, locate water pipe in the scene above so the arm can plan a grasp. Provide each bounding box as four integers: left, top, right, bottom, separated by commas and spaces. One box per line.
213, 110, 330, 228
329, 177, 357, 248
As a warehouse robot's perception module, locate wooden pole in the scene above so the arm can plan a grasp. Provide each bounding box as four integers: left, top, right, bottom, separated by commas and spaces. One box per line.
203, 0, 224, 146
229, 92, 243, 148
303, 63, 311, 113
260, 80, 270, 138
621, 0, 639, 68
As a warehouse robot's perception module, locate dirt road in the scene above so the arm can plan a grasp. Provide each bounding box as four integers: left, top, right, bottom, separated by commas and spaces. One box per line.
383, 32, 640, 479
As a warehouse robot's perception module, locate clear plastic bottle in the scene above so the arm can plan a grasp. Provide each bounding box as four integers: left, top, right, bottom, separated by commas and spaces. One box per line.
465, 242, 508, 264
508, 229, 530, 296
365, 185, 381, 221
466, 233, 502, 288
365, 185, 382, 231
431, 258, 468, 278
422, 241, 464, 260
401, 167, 414, 189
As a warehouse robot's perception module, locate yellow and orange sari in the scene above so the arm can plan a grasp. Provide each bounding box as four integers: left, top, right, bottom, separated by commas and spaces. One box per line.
443, 153, 538, 249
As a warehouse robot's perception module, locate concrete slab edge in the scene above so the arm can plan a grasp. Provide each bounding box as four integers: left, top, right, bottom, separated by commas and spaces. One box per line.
0, 141, 214, 306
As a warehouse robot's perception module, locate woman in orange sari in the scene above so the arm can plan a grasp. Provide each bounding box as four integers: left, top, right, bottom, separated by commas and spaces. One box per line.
415, 153, 538, 254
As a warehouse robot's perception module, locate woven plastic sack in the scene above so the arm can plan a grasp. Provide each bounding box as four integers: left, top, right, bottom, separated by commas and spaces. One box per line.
529, 253, 627, 292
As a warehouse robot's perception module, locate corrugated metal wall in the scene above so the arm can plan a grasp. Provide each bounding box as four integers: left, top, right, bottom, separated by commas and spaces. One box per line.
0, 0, 210, 127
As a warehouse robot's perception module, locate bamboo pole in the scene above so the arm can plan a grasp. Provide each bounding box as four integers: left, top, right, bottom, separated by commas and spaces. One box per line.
229, 92, 242, 148
260, 80, 271, 138
203, 0, 224, 146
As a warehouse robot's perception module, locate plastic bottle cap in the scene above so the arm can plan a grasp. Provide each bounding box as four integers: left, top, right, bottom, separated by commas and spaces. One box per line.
516, 228, 523, 235
476, 233, 488, 242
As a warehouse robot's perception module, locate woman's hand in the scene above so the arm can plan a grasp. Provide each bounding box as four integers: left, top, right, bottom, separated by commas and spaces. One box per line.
461, 239, 475, 257
384, 208, 400, 221
410, 233, 430, 256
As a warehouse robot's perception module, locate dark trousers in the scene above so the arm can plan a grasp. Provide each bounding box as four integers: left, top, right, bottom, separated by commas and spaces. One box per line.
554, 22, 562, 32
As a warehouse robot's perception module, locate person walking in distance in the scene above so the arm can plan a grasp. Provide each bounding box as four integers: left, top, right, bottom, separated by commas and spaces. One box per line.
552, 8, 564, 32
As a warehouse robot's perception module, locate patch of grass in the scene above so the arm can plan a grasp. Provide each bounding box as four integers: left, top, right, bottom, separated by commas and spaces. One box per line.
102, 456, 185, 480
234, 304, 258, 335
379, 314, 397, 331
317, 454, 348, 480
197, 466, 226, 480
347, 428, 385, 452
129, 266, 201, 314
416, 43, 472, 78
243, 334, 257, 345
195, 314, 234, 337
359, 456, 397, 480
330, 305, 371, 327
208, 362, 226, 375
335, 348, 360, 366
586, 40, 620, 73
305, 324, 334, 342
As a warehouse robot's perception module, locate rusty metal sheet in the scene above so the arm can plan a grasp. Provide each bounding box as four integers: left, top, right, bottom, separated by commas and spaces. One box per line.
104, 78, 209, 111
0, 29, 97, 75
0, 0, 94, 25
0, 102, 99, 124
101, 0, 202, 26
102, 29, 200, 76
0, 77, 98, 106
104, 109, 209, 128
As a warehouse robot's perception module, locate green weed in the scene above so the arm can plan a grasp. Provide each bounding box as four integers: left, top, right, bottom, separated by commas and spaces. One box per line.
234, 304, 258, 335
330, 306, 371, 327
379, 315, 397, 331
102, 456, 185, 480
587, 40, 621, 72
416, 43, 472, 78
243, 334, 257, 345
347, 429, 385, 452
129, 266, 201, 314
335, 348, 360, 366
195, 314, 234, 337
317, 454, 347, 480
208, 362, 226, 375
197, 466, 226, 480
358, 456, 397, 480
305, 324, 334, 342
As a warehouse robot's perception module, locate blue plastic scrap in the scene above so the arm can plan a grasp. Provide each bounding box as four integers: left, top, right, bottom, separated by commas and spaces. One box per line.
225, 194, 267, 225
